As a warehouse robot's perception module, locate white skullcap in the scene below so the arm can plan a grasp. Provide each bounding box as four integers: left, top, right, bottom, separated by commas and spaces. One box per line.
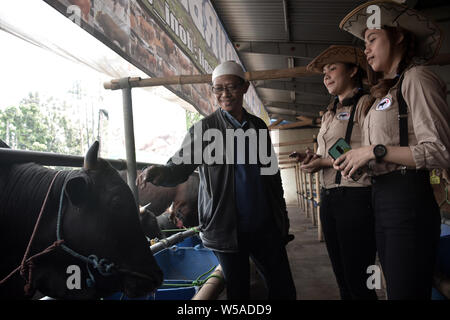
212, 61, 246, 82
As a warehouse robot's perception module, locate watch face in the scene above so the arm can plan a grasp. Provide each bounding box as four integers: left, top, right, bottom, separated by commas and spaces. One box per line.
374, 145, 386, 158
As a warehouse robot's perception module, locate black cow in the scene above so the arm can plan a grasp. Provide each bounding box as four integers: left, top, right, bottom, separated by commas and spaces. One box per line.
0, 141, 163, 299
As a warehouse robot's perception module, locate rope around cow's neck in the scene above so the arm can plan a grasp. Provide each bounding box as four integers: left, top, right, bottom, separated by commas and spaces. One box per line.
55, 172, 116, 287
55, 171, 156, 287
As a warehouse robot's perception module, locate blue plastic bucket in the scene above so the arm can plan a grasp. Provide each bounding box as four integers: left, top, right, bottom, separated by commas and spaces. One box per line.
154, 245, 218, 281
175, 234, 203, 248
104, 237, 218, 300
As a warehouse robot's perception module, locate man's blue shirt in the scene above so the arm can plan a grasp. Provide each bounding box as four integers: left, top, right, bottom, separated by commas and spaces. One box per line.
220, 108, 270, 232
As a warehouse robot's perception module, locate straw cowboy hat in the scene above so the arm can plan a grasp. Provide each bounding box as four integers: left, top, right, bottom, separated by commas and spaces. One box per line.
306, 45, 367, 73
339, 0, 442, 64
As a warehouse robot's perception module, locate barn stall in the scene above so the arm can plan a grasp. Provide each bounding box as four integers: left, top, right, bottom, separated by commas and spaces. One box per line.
0, 0, 449, 302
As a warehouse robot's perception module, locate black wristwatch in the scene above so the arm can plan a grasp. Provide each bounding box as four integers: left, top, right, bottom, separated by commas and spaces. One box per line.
373, 144, 387, 163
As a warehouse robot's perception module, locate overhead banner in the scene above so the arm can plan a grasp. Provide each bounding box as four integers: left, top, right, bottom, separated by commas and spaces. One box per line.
43, 0, 269, 123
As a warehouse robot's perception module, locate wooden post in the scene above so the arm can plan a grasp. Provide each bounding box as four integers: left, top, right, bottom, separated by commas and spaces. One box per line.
104, 66, 315, 90
297, 165, 304, 211
308, 173, 316, 226
302, 170, 309, 217
295, 163, 302, 208
299, 164, 304, 211
315, 174, 323, 241
313, 135, 324, 241
103, 55, 449, 91
294, 163, 300, 207
302, 170, 307, 217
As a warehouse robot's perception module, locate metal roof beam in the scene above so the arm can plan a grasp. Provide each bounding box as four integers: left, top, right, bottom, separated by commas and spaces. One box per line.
255, 79, 327, 95
265, 94, 329, 106
234, 41, 330, 60
266, 104, 322, 116
268, 113, 298, 122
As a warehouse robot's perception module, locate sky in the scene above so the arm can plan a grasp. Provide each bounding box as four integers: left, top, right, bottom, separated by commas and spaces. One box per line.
0, 30, 105, 109
0, 1, 190, 164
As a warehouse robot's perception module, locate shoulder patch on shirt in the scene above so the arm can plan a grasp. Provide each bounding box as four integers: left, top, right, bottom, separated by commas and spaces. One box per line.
376, 97, 392, 111
336, 112, 350, 120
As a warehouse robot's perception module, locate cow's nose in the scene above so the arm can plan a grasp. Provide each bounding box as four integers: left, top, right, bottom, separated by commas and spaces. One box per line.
123, 268, 163, 298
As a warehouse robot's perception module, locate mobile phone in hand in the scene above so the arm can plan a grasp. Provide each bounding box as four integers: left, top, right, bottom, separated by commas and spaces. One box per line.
328, 138, 363, 181
328, 138, 351, 160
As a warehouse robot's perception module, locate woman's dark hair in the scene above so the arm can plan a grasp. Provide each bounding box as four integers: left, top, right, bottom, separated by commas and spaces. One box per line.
344, 63, 365, 89
345, 62, 375, 116
367, 26, 416, 98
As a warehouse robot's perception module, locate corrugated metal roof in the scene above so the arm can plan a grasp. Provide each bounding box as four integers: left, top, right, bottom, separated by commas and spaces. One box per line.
213, 0, 287, 42
211, 0, 367, 122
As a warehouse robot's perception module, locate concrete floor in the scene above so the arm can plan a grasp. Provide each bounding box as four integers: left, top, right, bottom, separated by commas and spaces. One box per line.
285, 205, 341, 300
218, 205, 341, 300
226, 205, 386, 300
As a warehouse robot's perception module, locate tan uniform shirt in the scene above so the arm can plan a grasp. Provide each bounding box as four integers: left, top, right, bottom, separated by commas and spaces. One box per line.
316, 93, 372, 189
363, 66, 450, 176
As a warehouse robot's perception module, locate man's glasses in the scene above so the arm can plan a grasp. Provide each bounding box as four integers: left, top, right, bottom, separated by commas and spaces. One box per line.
211, 82, 244, 94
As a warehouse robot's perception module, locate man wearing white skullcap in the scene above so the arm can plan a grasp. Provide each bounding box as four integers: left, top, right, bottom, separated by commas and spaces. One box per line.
212, 60, 246, 81
138, 60, 296, 300
211, 61, 249, 124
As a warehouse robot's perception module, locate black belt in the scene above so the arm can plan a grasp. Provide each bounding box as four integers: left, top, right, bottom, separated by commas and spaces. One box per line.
371, 169, 428, 183
321, 186, 371, 196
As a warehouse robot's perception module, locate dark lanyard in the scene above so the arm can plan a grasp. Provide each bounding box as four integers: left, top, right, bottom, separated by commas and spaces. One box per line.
333, 89, 364, 185
396, 75, 409, 146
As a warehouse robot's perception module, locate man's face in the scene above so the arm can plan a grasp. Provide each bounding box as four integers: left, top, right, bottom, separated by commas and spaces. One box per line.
212, 75, 249, 113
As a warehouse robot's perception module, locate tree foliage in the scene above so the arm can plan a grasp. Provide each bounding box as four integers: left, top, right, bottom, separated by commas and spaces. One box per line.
0, 92, 84, 155
185, 109, 204, 130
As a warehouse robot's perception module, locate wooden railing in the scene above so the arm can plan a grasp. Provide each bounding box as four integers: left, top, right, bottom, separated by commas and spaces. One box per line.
278, 135, 323, 242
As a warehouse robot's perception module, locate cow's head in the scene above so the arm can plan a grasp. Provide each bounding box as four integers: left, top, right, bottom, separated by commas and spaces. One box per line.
34, 142, 163, 299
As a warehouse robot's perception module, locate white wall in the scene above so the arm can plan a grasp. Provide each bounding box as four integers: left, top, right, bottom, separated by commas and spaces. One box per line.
271, 127, 320, 206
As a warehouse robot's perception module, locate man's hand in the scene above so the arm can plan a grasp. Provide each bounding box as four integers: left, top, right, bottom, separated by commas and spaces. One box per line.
136, 165, 168, 189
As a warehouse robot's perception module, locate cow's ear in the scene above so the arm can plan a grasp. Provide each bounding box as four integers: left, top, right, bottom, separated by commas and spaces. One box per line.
65, 175, 91, 207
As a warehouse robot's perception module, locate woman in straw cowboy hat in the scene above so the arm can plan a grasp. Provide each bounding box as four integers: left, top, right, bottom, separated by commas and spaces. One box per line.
291, 45, 378, 299
335, 0, 450, 299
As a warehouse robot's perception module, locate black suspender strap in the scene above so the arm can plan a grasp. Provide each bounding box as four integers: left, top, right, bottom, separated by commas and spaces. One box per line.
396, 75, 409, 146
344, 100, 359, 143
331, 96, 339, 114
334, 89, 364, 185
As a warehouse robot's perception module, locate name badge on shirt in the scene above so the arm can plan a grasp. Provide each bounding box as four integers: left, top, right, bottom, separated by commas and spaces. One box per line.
336, 112, 350, 120
376, 97, 392, 111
